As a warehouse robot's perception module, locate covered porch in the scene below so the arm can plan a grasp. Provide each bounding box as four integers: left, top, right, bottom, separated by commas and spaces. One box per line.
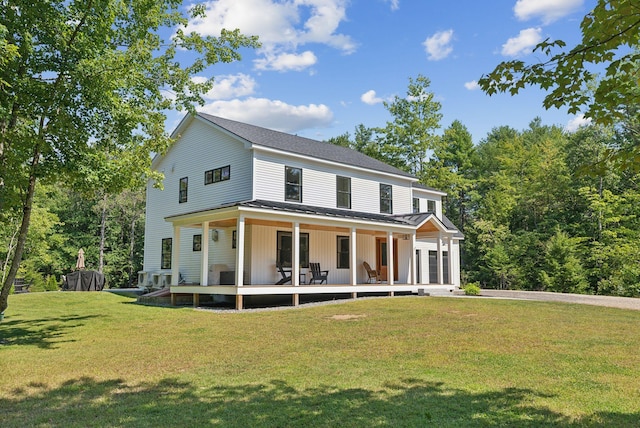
165, 200, 460, 309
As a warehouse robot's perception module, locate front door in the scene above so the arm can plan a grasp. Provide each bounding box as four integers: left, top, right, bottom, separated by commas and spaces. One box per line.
376, 237, 398, 282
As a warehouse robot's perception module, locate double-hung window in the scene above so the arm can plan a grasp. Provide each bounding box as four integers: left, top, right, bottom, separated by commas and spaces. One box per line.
285, 166, 302, 202
380, 183, 392, 214
427, 200, 436, 213
161, 238, 172, 269
336, 176, 351, 209
337, 236, 350, 269
413, 197, 420, 213
276, 231, 309, 268
179, 177, 188, 203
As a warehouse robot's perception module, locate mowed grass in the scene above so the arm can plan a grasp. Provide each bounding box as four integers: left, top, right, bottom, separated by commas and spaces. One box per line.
1, 292, 639, 427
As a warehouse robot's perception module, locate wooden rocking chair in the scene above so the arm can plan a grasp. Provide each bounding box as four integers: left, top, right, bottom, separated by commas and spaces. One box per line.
363, 261, 381, 283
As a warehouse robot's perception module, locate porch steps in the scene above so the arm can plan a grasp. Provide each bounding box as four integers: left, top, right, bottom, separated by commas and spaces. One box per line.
137, 287, 171, 306
416, 287, 457, 297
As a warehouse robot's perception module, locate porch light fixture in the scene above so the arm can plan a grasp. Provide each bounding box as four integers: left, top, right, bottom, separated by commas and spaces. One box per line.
211, 230, 219, 242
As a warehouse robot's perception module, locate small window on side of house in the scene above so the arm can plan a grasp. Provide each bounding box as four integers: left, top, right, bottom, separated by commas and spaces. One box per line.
161, 238, 172, 269
193, 234, 202, 252
205, 165, 231, 185
179, 177, 188, 203
427, 200, 436, 213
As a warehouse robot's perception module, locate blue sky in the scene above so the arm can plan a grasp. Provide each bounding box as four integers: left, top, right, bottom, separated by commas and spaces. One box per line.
171, 0, 597, 143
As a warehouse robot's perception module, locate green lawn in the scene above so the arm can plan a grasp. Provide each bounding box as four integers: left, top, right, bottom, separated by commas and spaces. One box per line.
1, 292, 639, 427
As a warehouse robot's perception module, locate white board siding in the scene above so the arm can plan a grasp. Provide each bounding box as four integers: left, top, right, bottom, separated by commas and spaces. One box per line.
254, 150, 415, 215
246, 224, 378, 285
143, 119, 252, 272
412, 189, 444, 218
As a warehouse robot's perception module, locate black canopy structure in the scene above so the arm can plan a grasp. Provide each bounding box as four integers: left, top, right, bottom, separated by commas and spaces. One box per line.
63, 270, 105, 291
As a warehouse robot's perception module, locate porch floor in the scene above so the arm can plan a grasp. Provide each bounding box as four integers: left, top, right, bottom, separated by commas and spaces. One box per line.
169, 283, 456, 310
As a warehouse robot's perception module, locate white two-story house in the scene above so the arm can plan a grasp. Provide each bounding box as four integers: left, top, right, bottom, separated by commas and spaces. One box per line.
142, 113, 463, 309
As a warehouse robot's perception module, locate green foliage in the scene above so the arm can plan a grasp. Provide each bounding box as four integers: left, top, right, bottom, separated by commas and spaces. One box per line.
540, 230, 589, 293
424, 120, 476, 231
376, 75, 442, 176
44, 275, 59, 292
479, 0, 640, 126
463, 282, 481, 295
0, 0, 259, 312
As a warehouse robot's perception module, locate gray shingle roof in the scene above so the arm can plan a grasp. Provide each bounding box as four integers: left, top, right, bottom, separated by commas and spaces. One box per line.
197, 113, 415, 179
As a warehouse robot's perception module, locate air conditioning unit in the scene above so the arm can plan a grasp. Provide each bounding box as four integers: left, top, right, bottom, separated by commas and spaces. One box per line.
138, 271, 152, 287
160, 273, 172, 288
151, 273, 162, 288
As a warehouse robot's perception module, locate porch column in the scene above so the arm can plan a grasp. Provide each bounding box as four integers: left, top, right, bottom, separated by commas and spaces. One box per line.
387, 230, 394, 285
350, 227, 357, 285
235, 214, 245, 287
437, 232, 443, 285
171, 225, 180, 285
293, 222, 300, 286
410, 231, 417, 285
200, 221, 210, 286
447, 235, 454, 285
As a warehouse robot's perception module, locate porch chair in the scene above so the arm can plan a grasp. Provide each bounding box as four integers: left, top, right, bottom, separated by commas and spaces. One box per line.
363, 261, 381, 283
275, 262, 292, 285
309, 263, 329, 284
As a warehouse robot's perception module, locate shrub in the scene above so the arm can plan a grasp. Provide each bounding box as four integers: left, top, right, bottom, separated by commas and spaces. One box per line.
44, 275, 60, 291
464, 282, 481, 296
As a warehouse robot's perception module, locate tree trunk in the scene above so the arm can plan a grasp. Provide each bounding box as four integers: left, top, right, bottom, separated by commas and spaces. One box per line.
98, 194, 107, 274
129, 215, 136, 287
1, 146, 40, 316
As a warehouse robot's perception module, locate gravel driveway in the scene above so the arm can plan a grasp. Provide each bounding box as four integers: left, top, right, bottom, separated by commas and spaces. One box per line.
477, 289, 640, 311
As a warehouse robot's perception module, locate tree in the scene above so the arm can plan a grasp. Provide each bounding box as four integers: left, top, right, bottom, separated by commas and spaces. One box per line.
479, 0, 640, 126
424, 120, 476, 231
540, 229, 588, 294
377, 75, 442, 176
0, 0, 259, 316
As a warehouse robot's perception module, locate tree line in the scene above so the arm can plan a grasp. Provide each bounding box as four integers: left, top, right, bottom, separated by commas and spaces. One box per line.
329, 75, 639, 297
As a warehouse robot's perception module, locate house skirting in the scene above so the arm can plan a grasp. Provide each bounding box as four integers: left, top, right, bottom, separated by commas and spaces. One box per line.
170, 283, 456, 309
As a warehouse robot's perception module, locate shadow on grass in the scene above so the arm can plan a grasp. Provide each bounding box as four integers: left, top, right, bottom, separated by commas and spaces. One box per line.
0, 315, 98, 349
1, 377, 638, 427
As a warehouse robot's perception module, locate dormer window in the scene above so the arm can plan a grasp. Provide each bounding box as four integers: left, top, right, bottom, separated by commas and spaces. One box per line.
285, 166, 302, 202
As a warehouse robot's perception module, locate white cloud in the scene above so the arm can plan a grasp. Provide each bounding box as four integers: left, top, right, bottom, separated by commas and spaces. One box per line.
199, 97, 333, 133
193, 74, 257, 100
254, 50, 317, 72
184, 0, 356, 72
361, 90, 384, 105
385, 0, 400, 11
423, 29, 454, 61
501, 27, 542, 56
514, 0, 584, 24
565, 114, 592, 132
464, 80, 480, 91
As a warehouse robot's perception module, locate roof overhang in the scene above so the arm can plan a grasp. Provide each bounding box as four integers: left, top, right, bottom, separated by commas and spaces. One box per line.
165, 200, 463, 238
